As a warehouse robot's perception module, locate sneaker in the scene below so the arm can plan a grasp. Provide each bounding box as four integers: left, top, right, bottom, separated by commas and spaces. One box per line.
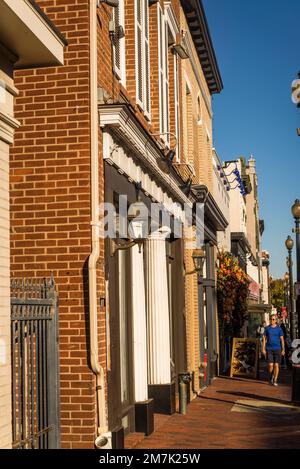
269, 374, 274, 385
273, 381, 278, 387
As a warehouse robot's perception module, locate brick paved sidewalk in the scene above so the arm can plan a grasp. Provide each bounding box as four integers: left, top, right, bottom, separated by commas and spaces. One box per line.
126, 365, 300, 449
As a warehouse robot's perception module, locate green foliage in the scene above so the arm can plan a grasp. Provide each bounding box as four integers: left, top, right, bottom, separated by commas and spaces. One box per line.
217, 251, 250, 337
270, 278, 285, 312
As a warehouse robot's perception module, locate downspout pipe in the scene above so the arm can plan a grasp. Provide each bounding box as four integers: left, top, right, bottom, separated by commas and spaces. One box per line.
88, 0, 110, 448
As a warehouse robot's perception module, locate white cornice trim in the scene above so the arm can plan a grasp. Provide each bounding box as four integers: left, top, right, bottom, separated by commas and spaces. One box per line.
0, 111, 20, 144
99, 104, 192, 208
184, 33, 212, 119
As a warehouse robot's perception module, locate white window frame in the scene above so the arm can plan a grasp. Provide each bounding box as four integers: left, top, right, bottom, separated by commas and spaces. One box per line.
197, 93, 202, 124
164, 3, 180, 158
135, 0, 150, 119
113, 0, 126, 86
158, 3, 169, 146
174, 52, 180, 161
185, 79, 193, 164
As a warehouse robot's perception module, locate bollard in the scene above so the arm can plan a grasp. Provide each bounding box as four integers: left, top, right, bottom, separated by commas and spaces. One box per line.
178, 372, 191, 414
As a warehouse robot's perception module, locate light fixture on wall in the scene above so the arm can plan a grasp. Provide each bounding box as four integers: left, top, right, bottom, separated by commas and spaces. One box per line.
157, 148, 176, 174
216, 163, 230, 191
150, 132, 178, 175
110, 183, 149, 256
173, 32, 189, 59
224, 164, 247, 196
180, 176, 193, 196
185, 247, 206, 277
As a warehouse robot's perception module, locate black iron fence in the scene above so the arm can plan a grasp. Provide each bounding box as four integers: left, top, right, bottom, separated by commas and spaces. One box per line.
10, 276, 60, 449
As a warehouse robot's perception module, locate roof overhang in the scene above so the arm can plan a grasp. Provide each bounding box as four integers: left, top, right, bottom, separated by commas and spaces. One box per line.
262, 258, 270, 267
248, 303, 272, 315
191, 184, 229, 233
181, 0, 223, 94
0, 0, 67, 69
231, 232, 251, 253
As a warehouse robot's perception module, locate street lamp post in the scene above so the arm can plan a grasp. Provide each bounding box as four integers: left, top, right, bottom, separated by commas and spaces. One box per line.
291, 200, 300, 404
284, 272, 289, 311
291, 199, 300, 337
286, 235, 296, 340
183, 247, 206, 406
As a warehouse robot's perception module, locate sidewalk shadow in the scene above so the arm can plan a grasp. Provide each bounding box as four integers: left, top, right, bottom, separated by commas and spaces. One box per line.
197, 394, 296, 418
216, 390, 292, 406
218, 375, 267, 384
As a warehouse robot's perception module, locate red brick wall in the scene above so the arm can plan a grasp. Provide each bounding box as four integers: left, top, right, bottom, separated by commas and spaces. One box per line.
97, 0, 157, 136
10, 0, 184, 447
96, 0, 183, 146
10, 0, 106, 449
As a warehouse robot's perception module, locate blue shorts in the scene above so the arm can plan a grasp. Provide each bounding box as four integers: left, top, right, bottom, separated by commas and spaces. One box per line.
267, 349, 281, 364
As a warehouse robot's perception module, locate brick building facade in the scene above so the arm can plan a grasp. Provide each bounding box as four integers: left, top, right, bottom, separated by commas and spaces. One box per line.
10, 0, 104, 449
178, 1, 226, 394
0, 0, 65, 449
9, 0, 226, 449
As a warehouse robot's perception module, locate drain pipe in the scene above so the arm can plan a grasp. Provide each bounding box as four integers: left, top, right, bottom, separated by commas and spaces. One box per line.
88, 0, 110, 449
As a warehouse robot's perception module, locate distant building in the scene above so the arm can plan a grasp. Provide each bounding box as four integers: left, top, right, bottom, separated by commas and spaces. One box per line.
225, 158, 251, 271
245, 156, 262, 304
224, 156, 271, 338
9, 0, 226, 448
261, 251, 271, 323
178, 0, 227, 394
212, 149, 230, 252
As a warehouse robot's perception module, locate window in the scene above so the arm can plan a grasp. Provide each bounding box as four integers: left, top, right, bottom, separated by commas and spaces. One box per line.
165, 3, 180, 160
113, 1, 126, 85
135, 0, 150, 117
174, 52, 180, 160
197, 95, 201, 123
185, 81, 193, 164
158, 4, 169, 146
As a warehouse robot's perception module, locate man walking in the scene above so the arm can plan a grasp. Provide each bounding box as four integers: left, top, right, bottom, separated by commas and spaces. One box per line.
262, 313, 285, 386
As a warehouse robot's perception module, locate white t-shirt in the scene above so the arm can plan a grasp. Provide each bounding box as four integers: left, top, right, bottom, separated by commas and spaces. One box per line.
257, 326, 265, 336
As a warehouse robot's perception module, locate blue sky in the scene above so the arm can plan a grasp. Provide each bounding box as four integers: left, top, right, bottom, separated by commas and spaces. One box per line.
203, 0, 300, 278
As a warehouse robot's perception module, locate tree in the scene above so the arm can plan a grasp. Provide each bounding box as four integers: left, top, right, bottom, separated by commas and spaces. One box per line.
270, 278, 285, 312
217, 251, 250, 337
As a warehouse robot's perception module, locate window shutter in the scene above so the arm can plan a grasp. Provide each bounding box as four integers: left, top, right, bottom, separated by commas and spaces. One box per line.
136, 0, 144, 107
174, 54, 180, 161
113, 1, 126, 84
164, 21, 170, 145
158, 5, 164, 134
135, 0, 150, 117
144, 2, 150, 116
158, 4, 169, 145
114, 6, 121, 76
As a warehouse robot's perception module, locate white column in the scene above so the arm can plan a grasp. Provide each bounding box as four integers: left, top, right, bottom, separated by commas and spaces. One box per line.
131, 244, 148, 402
146, 227, 171, 385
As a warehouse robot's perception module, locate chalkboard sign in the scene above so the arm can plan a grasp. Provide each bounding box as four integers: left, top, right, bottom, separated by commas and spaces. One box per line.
230, 338, 259, 379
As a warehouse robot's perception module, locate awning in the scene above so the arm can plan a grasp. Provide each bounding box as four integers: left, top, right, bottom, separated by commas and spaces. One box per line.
0, 0, 66, 69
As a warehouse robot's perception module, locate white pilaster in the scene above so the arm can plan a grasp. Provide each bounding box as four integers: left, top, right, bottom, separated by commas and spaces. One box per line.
146, 227, 171, 385
131, 244, 148, 402
0, 76, 19, 449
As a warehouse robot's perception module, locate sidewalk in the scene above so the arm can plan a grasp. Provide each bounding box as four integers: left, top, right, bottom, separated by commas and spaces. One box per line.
125, 365, 300, 449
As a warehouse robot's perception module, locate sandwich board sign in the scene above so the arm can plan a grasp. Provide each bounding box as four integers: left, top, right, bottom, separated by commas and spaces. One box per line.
230, 338, 259, 379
